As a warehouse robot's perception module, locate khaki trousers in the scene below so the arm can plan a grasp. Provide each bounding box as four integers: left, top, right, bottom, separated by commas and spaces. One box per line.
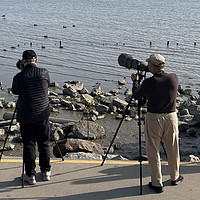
145, 112, 180, 187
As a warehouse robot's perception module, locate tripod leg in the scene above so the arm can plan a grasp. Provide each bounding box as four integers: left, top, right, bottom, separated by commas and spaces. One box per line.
22, 160, 24, 188
138, 100, 143, 195
161, 140, 167, 159
0, 105, 17, 161
101, 94, 134, 166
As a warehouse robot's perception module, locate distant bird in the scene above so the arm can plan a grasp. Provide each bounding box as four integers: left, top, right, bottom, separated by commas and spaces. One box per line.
2, 13, 6, 18
59, 41, 63, 48
167, 41, 169, 47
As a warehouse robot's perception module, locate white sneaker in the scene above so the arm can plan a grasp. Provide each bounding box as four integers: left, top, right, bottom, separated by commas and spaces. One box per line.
23, 174, 36, 185
42, 171, 51, 181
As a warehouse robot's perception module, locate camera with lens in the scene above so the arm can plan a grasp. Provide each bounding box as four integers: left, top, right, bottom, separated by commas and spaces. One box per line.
118, 53, 149, 72
16, 59, 24, 70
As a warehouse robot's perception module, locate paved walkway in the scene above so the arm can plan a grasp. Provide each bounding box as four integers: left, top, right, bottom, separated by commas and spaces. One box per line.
0, 157, 200, 200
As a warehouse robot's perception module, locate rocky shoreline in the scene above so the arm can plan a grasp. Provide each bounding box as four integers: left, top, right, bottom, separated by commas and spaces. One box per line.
0, 80, 200, 162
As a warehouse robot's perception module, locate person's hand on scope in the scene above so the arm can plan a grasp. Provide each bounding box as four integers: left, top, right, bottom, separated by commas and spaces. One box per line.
131, 73, 139, 82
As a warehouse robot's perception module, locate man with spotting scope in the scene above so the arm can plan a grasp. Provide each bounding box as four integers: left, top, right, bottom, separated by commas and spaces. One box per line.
131, 54, 183, 193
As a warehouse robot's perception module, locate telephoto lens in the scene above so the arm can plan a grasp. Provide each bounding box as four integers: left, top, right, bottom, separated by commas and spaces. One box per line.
118, 53, 148, 72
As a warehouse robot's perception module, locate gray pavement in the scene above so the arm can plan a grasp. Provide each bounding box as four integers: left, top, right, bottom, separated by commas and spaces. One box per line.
0, 157, 200, 200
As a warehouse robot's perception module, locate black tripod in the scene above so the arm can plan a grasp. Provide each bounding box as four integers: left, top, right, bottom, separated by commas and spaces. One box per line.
101, 93, 145, 194
0, 104, 17, 161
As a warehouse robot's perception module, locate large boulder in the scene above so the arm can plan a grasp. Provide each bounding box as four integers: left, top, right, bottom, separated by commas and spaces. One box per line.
70, 120, 105, 139
53, 138, 104, 157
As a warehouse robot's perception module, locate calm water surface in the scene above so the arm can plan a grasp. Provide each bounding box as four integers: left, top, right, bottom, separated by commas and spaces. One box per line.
1, 0, 200, 94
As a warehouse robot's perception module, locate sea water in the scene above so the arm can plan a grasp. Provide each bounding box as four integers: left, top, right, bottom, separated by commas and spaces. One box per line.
1, 0, 200, 94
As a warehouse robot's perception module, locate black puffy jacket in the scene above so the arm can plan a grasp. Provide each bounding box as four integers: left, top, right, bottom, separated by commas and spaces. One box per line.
11, 63, 50, 124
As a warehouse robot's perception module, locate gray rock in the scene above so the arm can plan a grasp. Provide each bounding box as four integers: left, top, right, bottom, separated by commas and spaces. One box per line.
179, 115, 194, 121
184, 104, 200, 116
52, 127, 65, 141
81, 94, 94, 105
113, 98, 128, 109
128, 110, 138, 118
49, 117, 78, 124
118, 79, 126, 85
50, 98, 61, 104
64, 152, 102, 160
124, 89, 132, 97
75, 103, 86, 111
194, 113, 200, 124
0, 128, 5, 135
4, 125, 19, 132
0, 143, 15, 151
50, 107, 59, 113
79, 87, 89, 94
90, 109, 99, 117
178, 85, 184, 94
189, 155, 200, 162
63, 87, 77, 97
0, 97, 5, 103
53, 138, 104, 157
184, 89, 192, 95
71, 120, 105, 139
5, 101, 16, 108
63, 81, 84, 92
187, 120, 199, 126
179, 108, 190, 115
89, 114, 98, 121
0, 101, 3, 108
97, 115, 105, 120
115, 114, 123, 119
0, 119, 17, 127
96, 104, 109, 114
178, 121, 189, 132
186, 128, 199, 137
60, 99, 72, 107
108, 103, 117, 113
3, 112, 16, 120
104, 92, 113, 96
99, 95, 113, 105
49, 82, 59, 88
125, 116, 132, 121
91, 82, 103, 96
49, 91, 59, 97
109, 89, 119, 96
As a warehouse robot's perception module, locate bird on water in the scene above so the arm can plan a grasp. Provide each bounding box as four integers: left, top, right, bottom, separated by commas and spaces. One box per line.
2, 13, 6, 18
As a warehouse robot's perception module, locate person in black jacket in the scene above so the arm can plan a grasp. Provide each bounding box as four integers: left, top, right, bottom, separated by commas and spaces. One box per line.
11, 50, 51, 185
131, 54, 183, 193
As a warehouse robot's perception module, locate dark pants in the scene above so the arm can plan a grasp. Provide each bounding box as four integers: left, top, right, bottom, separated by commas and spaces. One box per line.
20, 118, 51, 176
